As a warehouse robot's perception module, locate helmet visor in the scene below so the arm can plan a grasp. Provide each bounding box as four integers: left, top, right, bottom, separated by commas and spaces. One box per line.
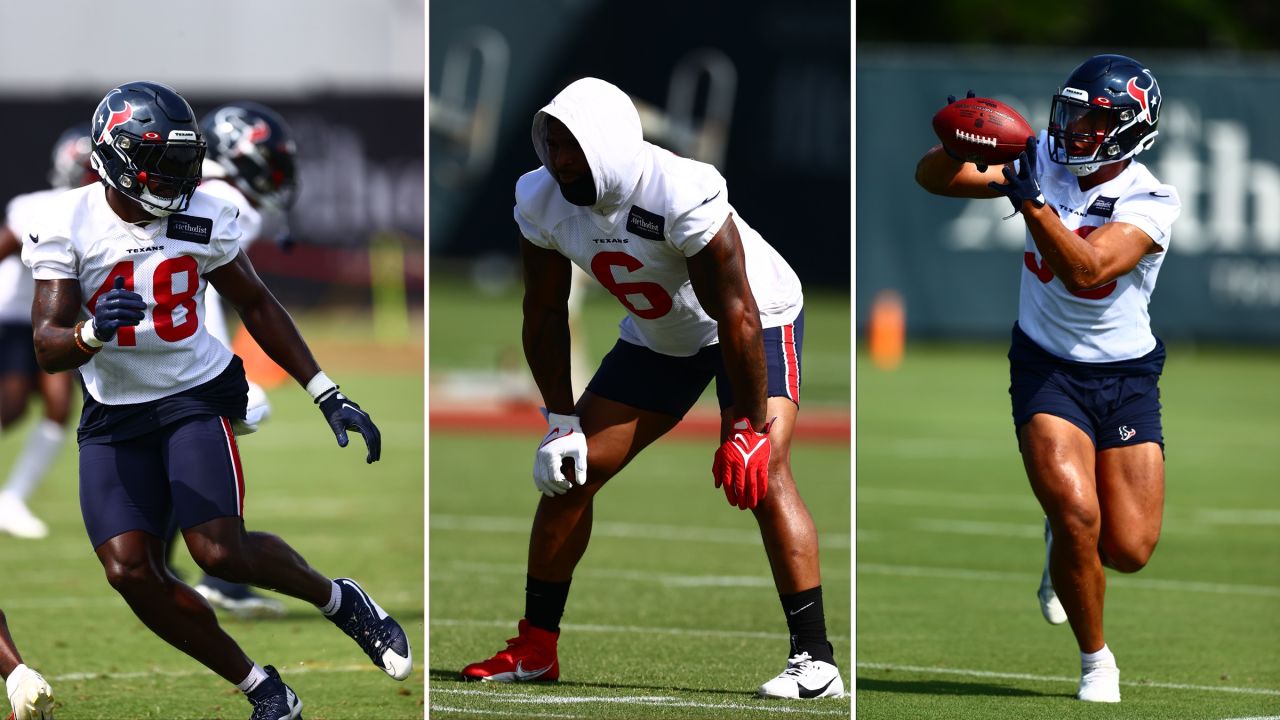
1049, 96, 1122, 164
128, 141, 204, 199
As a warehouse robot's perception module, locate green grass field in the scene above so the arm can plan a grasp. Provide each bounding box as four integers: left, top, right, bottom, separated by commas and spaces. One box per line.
0, 321, 424, 719
428, 277, 852, 719
856, 344, 1280, 720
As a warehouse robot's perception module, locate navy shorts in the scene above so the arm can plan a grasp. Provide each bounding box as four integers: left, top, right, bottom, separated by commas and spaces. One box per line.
1008, 324, 1165, 450
79, 414, 246, 549
0, 322, 38, 378
586, 311, 803, 418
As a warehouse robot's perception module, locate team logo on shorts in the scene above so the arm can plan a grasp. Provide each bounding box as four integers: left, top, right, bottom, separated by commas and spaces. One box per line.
1118, 425, 1137, 442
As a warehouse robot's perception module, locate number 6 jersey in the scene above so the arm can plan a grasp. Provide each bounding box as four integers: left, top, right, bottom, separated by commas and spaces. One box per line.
23, 184, 242, 405
514, 78, 803, 358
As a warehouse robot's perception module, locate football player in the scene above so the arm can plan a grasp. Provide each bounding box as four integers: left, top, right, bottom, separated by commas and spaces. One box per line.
0, 125, 96, 540
21, 81, 411, 720
460, 78, 844, 699
1, 609, 54, 720
161, 101, 301, 619
915, 55, 1180, 703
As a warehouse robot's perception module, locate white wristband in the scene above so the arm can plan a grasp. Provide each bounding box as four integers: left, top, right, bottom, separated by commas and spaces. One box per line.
305, 371, 337, 401
81, 318, 105, 348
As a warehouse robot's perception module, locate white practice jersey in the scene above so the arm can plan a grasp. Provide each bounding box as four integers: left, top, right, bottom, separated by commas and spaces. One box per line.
0, 188, 65, 323
515, 79, 803, 358
1017, 130, 1181, 362
22, 184, 242, 404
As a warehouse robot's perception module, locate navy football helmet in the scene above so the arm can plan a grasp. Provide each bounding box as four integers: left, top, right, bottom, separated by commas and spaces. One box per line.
1048, 54, 1161, 176
48, 123, 96, 190
200, 102, 298, 211
90, 81, 206, 217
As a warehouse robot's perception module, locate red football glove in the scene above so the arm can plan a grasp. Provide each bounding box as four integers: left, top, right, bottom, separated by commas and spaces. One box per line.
712, 417, 774, 510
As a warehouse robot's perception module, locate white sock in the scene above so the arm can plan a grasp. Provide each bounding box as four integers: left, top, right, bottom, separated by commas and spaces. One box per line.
236, 663, 270, 695
1081, 644, 1116, 668
3, 419, 66, 501
319, 580, 342, 616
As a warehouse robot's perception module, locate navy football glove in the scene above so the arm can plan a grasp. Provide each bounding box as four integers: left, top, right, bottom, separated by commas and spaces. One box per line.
93, 276, 147, 342
988, 136, 1045, 214
317, 387, 381, 463
944, 90, 988, 172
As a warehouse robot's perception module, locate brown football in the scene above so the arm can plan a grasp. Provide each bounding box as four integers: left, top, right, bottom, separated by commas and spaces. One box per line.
932, 96, 1034, 165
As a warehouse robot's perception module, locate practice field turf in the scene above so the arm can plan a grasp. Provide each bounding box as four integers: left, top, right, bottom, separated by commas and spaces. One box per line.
0, 325, 424, 719
428, 275, 852, 719
856, 344, 1280, 720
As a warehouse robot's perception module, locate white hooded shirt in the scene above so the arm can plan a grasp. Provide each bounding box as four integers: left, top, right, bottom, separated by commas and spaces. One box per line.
514, 77, 803, 357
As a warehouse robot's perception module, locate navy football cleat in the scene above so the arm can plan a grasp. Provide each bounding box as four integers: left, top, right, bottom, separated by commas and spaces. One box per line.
328, 578, 413, 680
247, 665, 303, 720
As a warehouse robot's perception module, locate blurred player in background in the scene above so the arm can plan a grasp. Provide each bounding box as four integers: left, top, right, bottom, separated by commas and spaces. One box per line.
461, 78, 844, 699
915, 54, 1179, 703
160, 101, 300, 619
22, 80, 410, 720
0, 126, 97, 539
1, 611, 53, 720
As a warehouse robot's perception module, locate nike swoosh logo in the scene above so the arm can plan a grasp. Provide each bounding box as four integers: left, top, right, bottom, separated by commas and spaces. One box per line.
798, 675, 836, 699
28, 233, 38, 243
340, 402, 367, 418
539, 429, 573, 449
700, 190, 721, 206
788, 601, 815, 616
1148, 191, 1170, 197
514, 660, 553, 681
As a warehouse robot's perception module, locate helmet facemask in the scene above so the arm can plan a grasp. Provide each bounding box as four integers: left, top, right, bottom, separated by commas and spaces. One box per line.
1047, 57, 1161, 176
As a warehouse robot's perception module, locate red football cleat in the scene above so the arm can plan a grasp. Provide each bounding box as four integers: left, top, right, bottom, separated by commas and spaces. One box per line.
460, 618, 560, 682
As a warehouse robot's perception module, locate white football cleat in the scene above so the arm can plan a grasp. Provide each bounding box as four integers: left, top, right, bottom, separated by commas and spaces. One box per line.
0, 494, 49, 540
1077, 662, 1121, 702
758, 652, 845, 699
6, 663, 54, 720
1039, 517, 1067, 625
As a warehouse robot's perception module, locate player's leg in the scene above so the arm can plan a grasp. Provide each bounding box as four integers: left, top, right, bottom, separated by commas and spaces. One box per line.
168, 416, 411, 680
0, 369, 72, 541
1020, 414, 1122, 702
0, 323, 49, 540
462, 340, 704, 682
0, 608, 54, 720
1095, 443, 1164, 572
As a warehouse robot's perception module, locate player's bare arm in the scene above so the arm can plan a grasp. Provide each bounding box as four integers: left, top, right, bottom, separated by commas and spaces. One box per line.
520, 237, 575, 415
1021, 209, 1162, 291
204, 250, 321, 385
0, 226, 18, 262
30, 279, 93, 372
687, 214, 767, 429
915, 144, 1008, 198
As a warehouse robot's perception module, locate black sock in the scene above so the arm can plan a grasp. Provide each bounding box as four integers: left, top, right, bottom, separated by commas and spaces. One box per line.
525, 574, 571, 633
780, 585, 835, 665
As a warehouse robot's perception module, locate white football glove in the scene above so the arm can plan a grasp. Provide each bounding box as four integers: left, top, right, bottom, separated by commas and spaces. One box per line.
6, 663, 54, 720
532, 411, 588, 496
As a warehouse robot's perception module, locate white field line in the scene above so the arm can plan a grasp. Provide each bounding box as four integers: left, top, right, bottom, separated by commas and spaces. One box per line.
912, 518, 1043, 538
858, 662, 1280, 697
1219, 716, 1280, 719
858, 563, 1280, 598
859, 486, 1280, 527
431, 514, 851, 549
431, 687, 849, 715
433, 560, 781, 588
429, 705, 581, 718
51, 663, 374, 682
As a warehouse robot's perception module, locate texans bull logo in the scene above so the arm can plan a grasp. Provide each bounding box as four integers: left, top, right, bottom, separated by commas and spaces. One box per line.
1125, 71, 1160, 125
95, 89, 134, 144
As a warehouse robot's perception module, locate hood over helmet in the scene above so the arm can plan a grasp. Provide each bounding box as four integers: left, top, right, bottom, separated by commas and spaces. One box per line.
532, 78, 646, 218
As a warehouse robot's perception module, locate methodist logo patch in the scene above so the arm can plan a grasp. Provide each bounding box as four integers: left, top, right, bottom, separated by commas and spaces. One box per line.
626, 205, 665, 241
1087, 196, 1117, 218
167, 214, 212, 244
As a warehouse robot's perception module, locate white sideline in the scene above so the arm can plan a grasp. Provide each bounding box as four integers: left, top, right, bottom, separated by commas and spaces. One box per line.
858, 562, 1280, 598
429, 705, 580, 719
858, 662, 1280, 697
432, 688, 849, 715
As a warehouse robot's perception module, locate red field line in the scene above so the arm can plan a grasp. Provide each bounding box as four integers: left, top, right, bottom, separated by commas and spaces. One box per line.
429, 401, 850, 444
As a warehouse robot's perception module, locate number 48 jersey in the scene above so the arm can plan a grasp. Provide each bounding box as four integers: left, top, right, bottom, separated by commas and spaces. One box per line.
22, 184, 242, 405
